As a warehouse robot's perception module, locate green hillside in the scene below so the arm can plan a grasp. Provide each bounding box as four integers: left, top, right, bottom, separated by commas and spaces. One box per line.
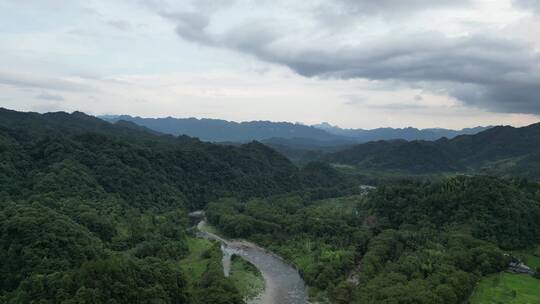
206, 176, 540, 303
0, 108, 347, 303
324, 123, 540, 178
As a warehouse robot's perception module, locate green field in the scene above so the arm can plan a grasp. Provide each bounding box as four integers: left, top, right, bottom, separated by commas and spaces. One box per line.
180, 235, 265, 300
523, 245, 540, 269
200, 222, 222, 236
179, 237, 215, 283
513, 245, 540, 270
525, 254, 540, 269
470, 273, 540, 304
229, 255, 265, 300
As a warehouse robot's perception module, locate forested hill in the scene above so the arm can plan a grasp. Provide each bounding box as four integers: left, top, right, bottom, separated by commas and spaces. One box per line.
205, 175, 540, 303
0, 108, 352, 303
313, 122, 490, 141
325, 122, 540, 176
0, 108, 343, 210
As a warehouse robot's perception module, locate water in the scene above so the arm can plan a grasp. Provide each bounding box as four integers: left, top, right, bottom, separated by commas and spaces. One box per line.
197, 221, 308, 304
236, 242, 308, 304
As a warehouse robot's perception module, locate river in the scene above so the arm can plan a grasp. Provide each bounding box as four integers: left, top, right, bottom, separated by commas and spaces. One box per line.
196, 220, 308, 304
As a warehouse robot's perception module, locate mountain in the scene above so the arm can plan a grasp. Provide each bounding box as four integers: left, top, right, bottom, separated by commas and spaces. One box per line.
0, 108, 344, 210
325, 139, 462, 174
101, 115, 344, 143
0, 108, 355, 303
313, 122, 491, 141
101, 115, 490, 144
260, 137, 356, 164
325, 122, 540, 177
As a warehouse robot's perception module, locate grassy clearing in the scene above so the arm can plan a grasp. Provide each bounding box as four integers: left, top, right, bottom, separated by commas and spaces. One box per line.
330, 164, 457, 180
524, 245, 540, 269
201, 222, 222, 236
513, 244, 540, 270
470, 272, 540, 304
309, 194, 363, 215
180, 234, 265, 300
179, 237, 215, 284
525, 254, 540, 269
229, 255, 265, 300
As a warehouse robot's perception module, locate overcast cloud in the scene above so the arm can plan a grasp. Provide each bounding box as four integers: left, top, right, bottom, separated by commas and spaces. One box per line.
161, 0, 540, 114
0, 0, 539, 128
514, 0, 540, 12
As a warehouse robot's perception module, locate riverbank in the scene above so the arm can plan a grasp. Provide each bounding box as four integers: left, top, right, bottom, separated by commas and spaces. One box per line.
196, 220, 309, 304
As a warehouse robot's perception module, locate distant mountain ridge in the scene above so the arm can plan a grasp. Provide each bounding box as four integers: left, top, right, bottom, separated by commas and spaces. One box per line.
313, 122, 491, 142
100, 115, 490, 143
324, 122, 540, 178
101, 115, 341, 143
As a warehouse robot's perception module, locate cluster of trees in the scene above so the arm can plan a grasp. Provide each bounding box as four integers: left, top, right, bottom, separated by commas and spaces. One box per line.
206, 194, 371, 299
2, 108, 352, 303
324, 122, 540, 178
0, 196, 248, 303
206, 176, 540, 303
368, 176, 540, 249
0, 108, 345, 210
2, 109, 539, 303
0, 201, 193, 303
350, 230, 508, 303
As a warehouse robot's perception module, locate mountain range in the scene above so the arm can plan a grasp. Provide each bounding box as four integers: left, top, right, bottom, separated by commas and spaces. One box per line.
100, 115, 490, 144
324, 122, 540, 178
313, 122, 491, 142
97, 114, 540, 179
0, 108, 343, 209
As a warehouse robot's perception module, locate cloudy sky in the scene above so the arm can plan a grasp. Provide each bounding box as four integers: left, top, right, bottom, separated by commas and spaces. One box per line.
1, 0, 539, 129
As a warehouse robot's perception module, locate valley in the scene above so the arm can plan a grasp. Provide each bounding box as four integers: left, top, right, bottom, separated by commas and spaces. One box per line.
197, 219, 308, 304
0, 109, 539, 304
4, 1, 540, 303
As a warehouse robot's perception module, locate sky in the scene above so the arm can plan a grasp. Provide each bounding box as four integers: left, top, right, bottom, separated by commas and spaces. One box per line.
1, 0, 540, 129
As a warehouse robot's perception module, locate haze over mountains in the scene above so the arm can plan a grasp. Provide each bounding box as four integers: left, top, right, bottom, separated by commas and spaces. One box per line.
101, 115, 491, 144
314, 122, 491, 142
98, 114, 540, 179
325, 122, 540, 178
98, 113, 540, 180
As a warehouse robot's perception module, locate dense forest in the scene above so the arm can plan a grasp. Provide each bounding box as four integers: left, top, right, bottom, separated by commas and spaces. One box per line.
0, 108, 346, 303
1, 108, 539, 303
324, 123, 540, 178
0, 108, 349, 209
206, 176, 540, 303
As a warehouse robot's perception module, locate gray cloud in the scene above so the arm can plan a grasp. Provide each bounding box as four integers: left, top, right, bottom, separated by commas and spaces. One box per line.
161, 11, 211, 43
313, 0, 472, 30
342, 94, 368, 106
139, 0, 235, 13
163, 6, 540, 114
329, 0, 472, 15
513, 0, 540, 12
35, 92, 65, 101
106, 20, 131, 31
343, 94, 432, 111
0, 72, 91, 92
369, 103, 429, 111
